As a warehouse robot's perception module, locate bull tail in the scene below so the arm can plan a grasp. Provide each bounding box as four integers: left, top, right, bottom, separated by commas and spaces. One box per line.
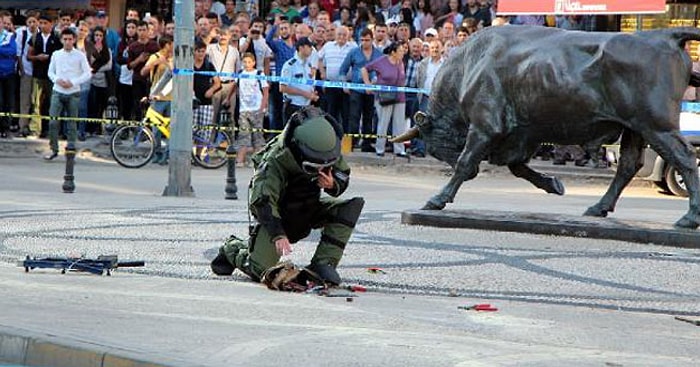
640, 27, 700, 48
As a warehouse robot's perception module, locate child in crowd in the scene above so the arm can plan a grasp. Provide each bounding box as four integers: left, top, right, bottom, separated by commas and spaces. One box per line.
236, 52, 268, 167
192, 40, 222, 164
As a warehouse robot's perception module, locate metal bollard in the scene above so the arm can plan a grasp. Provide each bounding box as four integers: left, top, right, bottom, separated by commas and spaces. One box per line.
62, 143, 76, 193
104, 96, 119, 138
224, 145, 238, 200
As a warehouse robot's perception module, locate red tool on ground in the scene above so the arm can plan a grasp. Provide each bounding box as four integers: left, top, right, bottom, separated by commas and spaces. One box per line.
458, 304, 498, 312
345, 285, 366, 292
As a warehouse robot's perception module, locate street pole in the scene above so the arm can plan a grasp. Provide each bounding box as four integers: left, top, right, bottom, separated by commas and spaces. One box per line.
62, 143, 76, 193
163, 0, 195, 197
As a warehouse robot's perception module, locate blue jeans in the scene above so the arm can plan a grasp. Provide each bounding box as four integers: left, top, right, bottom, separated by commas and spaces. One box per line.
348, 90, 376, 148
77, 82, 90, 137
324, 87, 349, 133
48, 91, 80, 153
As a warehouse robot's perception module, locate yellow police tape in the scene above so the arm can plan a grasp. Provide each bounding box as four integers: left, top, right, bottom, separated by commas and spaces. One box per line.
0, 111, 400, 139
2, 111, 620, 150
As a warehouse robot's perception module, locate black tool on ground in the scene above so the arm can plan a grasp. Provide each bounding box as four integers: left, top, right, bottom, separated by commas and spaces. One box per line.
22, 255, 145, 276
675, 316, 700, 326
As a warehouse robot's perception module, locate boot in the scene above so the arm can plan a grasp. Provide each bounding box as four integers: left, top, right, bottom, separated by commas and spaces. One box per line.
306, 262, 341, 286
211, 246, 235, 276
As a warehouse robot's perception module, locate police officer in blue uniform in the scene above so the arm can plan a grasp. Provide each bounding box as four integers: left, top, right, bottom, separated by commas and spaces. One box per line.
280, 37, 319, 123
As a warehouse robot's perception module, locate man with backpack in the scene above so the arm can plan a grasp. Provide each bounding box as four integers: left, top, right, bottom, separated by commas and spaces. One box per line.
207, 27, 239, 128
27, 14, 62, 138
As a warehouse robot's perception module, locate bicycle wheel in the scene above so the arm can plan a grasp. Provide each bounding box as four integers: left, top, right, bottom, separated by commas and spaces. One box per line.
110, 125, 156, 168
192, 129, 231, 169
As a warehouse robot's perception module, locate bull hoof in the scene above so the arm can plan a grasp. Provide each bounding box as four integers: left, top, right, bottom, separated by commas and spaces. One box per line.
583, 206, 608, 218
421, 200, 445, 210
544, 177, 565, 196
674, 215, 700, 229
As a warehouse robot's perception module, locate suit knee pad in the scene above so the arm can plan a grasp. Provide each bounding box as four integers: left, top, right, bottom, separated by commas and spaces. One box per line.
335, 197, 365, 228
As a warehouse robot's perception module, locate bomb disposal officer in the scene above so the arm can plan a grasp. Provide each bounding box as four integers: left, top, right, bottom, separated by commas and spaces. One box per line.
211, 106, 364, 285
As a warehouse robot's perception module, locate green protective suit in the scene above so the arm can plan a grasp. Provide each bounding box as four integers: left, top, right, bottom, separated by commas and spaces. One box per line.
222, 121, 364, 281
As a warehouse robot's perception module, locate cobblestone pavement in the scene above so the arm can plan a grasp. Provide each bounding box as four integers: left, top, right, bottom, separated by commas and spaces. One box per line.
1, 159, 698, 317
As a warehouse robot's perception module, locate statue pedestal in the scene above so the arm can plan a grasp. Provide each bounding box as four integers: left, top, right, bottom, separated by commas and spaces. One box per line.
401, 209, 700, 248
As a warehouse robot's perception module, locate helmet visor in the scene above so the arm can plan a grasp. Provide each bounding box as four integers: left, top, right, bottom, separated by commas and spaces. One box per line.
301, 160, 336, 175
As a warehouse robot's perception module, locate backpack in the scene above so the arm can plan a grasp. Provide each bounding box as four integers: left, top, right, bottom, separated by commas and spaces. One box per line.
20, 28, 28, 59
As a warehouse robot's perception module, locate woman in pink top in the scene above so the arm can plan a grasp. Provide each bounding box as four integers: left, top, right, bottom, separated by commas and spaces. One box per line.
361, 41, 408, 157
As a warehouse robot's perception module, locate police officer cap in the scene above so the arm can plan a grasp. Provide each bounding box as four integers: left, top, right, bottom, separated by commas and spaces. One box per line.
292, 116, 340, 165
295, 37, 314, 50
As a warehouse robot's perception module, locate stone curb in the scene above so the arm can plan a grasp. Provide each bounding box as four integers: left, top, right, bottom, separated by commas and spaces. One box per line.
402, 209, 700, 249
0, 327, 176, 367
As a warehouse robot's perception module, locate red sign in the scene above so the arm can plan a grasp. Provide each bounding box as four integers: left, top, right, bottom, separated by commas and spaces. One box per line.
498, 0, 666, 15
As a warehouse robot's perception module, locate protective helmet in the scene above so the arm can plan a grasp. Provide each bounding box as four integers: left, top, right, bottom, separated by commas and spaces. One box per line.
288, 107, 342, 173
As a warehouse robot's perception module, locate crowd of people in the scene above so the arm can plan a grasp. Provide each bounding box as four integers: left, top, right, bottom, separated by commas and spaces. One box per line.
0, 0, 607, 162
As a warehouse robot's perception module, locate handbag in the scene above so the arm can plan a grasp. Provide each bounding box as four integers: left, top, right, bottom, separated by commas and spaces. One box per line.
377, 91, 399, 106
376, 59, 402, 106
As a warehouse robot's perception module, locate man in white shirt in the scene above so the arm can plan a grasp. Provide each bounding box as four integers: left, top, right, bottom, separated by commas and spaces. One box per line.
319, 26, 354, 131
416, 39, 443, 112
44, 28, 92, 160
207, 27, 240, 127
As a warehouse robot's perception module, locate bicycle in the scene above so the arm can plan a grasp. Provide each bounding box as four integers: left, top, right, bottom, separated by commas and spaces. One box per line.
191, 107, 233, 169
110, 99, 232, 169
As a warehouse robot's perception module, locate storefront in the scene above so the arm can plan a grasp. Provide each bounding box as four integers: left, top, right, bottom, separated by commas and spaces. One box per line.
621, 1, 700, 31
497, 0, 667, 15
497, 1, 700, 58
497, 0, 700, 32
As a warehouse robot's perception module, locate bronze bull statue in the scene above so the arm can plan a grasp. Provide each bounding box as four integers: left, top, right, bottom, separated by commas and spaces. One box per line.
393, 26, 700, 229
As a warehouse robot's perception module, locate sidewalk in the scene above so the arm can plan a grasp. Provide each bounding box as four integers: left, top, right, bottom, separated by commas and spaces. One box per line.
0, 135, 616, 182
1, 264, 697, 367
1, 149, 698, 367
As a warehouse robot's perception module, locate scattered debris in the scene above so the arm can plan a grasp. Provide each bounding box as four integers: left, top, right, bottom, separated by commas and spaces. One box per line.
261, 261, 366, 299
343, 285, 367, 292
310, 287, 358, 298
648, 252, 674, 258
458, 304, 498, 312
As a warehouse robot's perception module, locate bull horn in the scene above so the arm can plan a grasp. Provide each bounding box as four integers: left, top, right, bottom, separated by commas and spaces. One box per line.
390, 127, 419, 143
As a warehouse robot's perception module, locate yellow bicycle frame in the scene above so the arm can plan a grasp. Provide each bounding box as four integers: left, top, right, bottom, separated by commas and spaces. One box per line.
144, 102, 171, 139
